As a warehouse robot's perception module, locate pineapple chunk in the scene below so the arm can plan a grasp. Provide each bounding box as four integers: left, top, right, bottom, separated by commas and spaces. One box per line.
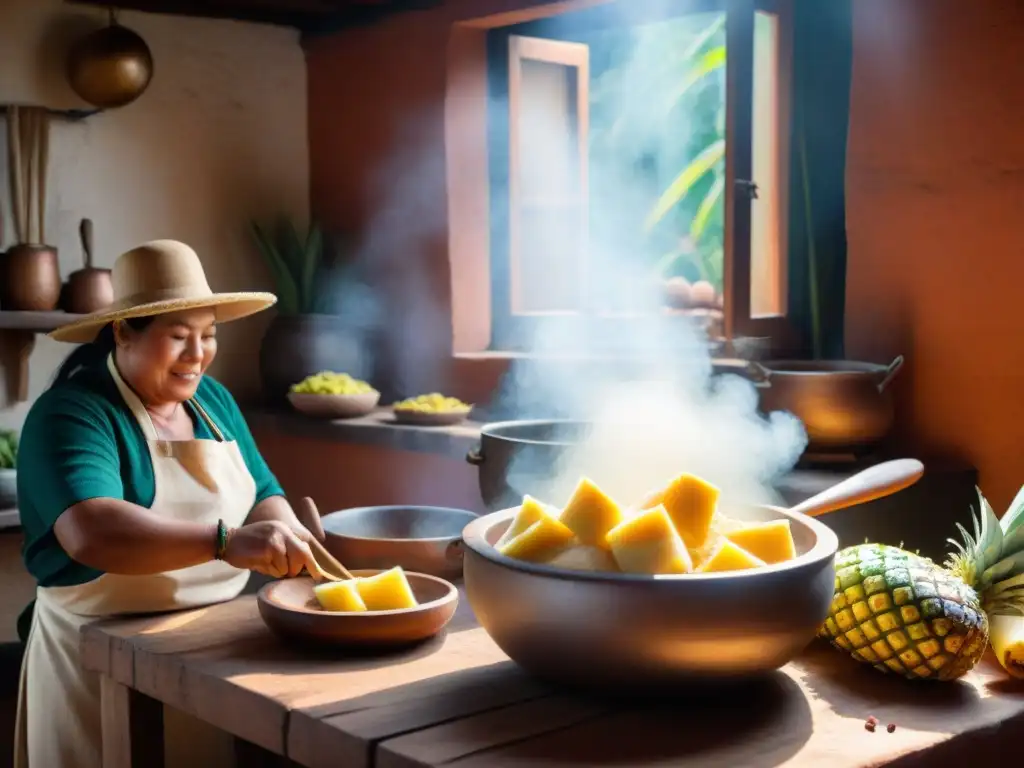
498, 515, 575, 563
696, 539, 767, 573
496, 495, 554, 547
313, 580, 368, 613
606, 505, 693, 575
558, 477, 624, 549
639, 473, 720, 549
354, 567, 419, 610
724, 519, 797, 564
547, 544, 620, 573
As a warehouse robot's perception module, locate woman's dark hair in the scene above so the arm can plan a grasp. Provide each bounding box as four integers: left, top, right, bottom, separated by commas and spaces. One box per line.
50, 316, 155, 388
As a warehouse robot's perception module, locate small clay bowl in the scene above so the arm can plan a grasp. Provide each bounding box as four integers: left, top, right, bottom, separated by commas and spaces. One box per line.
257, 570, 458, 648
391, 406, 472, 426
288, 391, 380, 419
322, 505, 477, 581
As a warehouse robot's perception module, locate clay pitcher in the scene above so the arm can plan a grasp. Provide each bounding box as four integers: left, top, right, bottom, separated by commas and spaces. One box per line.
2, 244, 62, 311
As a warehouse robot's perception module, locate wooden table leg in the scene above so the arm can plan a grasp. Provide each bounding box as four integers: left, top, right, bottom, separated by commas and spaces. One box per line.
100, 676, 164, 768
233, 738, 299, 767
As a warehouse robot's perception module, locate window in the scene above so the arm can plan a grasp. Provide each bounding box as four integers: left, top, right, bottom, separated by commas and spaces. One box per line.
485, 0, 793, 353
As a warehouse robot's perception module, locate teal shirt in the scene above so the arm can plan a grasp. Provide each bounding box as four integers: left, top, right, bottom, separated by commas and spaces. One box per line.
17, 362, 283, 592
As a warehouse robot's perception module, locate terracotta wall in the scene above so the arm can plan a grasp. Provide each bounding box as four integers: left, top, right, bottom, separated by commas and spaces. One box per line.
252, 428, 485, 513
305, 0, 1024, 510
844, 0, 1024, 512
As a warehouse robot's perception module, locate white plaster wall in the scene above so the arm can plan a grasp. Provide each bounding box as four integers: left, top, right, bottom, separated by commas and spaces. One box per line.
0, 0, 309, 431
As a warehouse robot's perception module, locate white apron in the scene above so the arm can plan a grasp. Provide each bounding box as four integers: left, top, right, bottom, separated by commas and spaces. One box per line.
14, 355, 257, 768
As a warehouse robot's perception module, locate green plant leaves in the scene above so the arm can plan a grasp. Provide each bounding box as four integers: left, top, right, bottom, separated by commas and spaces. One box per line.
0, 430, 17, 470
250, 218, 337, 315
644, 138, 725, 232
690, 172, 725, 243
250, 221, 300, 314
665, 45, 726, 116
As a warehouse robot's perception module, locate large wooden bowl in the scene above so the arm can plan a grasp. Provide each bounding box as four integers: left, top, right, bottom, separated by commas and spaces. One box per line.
461, 503, 839, 693
257, 571, 458, 648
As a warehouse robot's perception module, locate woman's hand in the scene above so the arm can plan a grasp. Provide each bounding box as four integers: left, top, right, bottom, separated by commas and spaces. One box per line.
245, 495, 326, 543
223, 520, 318, 579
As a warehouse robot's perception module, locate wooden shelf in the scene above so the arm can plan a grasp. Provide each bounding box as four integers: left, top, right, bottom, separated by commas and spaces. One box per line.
0, 311, 85, 332
0, 311, 86, 403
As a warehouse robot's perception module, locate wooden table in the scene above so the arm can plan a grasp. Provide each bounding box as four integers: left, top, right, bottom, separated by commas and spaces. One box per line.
82, 589, 1024, 768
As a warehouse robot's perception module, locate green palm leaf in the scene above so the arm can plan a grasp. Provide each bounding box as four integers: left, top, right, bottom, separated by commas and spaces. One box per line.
250, 222, 300, 314
644, 139, 725, 231
665, 45, 726, 115
690, 173, 725, 242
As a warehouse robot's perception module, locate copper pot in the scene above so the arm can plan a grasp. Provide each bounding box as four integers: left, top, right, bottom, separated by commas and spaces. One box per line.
66, 17, 153, 109
63, 218, 114, 314
748, 356, 905, 455
2, 244, 62, 311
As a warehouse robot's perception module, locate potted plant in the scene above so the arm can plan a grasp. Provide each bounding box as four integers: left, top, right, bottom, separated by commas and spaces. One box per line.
0, 429, 18, 509
250, 217, 377, 405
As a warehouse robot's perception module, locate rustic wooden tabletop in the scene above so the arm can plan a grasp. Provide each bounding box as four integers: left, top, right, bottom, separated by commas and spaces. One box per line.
81, 587, 1024, 768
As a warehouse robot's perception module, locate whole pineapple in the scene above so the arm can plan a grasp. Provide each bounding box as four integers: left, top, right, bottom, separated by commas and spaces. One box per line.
818, 486, 1024, 681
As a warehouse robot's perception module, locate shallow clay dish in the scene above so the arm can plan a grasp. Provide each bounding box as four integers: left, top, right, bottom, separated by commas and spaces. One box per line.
391, 406, 472, 426
322, 505, 477, 581
288, 391, 380, 419
257, 570, 458, 647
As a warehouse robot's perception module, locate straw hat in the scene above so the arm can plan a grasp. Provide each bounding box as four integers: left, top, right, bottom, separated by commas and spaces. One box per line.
50, 239, 277, 343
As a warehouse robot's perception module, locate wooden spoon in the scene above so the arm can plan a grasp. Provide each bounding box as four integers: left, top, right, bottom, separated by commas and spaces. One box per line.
294, 496, 354, 581
790, 458, 925, 519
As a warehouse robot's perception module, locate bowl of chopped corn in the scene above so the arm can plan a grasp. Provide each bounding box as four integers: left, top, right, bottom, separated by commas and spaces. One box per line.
287, 371, 380, 419
391, 393, 472, 426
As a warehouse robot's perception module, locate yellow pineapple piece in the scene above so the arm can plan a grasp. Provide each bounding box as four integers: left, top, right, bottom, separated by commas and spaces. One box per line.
696, 539, 767, 573
547, 544, 620, 573
498, 515, 575, 563
496, 495, 555, 547
639, 473, 720, 548
689, 531, 726, 571
354, 567, 419, 610
606, 504, 693, 575
724, 519, 797, 564
558, 477, 624, 550
313, 580, 368, 613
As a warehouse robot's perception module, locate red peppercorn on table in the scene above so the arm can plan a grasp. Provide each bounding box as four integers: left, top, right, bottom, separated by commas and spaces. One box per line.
81, 587, 1024, 768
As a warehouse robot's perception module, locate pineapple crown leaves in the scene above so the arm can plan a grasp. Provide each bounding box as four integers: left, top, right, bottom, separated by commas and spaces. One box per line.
945, 485, 1024, 617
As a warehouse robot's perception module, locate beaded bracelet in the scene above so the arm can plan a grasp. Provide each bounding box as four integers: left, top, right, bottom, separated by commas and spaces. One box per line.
214, 519, 229, 560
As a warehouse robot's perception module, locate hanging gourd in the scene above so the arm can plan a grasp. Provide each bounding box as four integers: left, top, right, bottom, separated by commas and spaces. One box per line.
66, 7, 154, 110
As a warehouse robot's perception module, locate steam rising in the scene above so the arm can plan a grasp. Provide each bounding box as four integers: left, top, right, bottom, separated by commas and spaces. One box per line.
487, 9, 808, 509
497, 313, 807, 510
344, 5, 807, 509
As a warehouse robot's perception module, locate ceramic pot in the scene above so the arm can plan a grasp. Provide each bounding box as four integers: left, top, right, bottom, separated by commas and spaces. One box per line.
258, 313, 371, 405
2, 244, 62, 311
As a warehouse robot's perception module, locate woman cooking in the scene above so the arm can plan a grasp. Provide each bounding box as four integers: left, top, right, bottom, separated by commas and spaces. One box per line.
14, 239, 322, 768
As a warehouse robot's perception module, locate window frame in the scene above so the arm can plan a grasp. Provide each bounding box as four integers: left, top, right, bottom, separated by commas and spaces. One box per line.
485, 0, 797, 355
